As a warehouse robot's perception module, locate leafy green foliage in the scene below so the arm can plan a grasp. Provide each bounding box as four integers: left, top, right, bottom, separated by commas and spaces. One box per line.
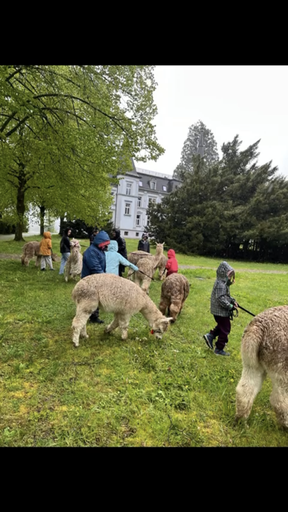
149, 135, 288, 262
0, 66, 164, 240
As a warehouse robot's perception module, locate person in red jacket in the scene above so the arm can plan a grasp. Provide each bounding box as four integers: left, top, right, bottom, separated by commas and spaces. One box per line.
165, 249, 178, 277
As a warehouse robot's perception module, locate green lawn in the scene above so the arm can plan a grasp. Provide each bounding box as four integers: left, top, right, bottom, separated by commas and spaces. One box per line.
0, 235, 287, 446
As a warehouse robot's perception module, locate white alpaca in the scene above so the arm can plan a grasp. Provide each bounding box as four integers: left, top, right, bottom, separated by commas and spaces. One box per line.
64, 239, 83, 282
235, 305, 288, 428
71, 273, 173, 347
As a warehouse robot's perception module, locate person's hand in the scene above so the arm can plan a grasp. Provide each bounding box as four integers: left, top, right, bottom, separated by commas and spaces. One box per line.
233, 301, 239, 308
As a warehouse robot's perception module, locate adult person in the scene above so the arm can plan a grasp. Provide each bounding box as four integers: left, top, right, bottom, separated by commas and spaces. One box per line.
137, 234, 150, 253
81, 230, 110, 323
111, 228, 127, 277
90, 227, 99, 246
59, 227, 72, 275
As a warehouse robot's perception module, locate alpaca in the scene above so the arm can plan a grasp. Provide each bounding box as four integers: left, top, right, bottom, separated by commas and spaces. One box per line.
71, 273, 173, 347
64, 239, 83, 282
132, 242, 165, 294
156, 254, 168, 280
159, 273, 190, 322
21, 241, 57, 267
235, 305, 288, 428
128, 250, 152, 266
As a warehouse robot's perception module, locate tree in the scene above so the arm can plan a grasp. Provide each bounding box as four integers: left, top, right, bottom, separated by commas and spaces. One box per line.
0, 65, 164, 240
149, 136, 284, 261
173, 120, 219, 178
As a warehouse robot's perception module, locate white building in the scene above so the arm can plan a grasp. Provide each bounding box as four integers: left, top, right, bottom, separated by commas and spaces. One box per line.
27, 160, 182, 237
110, 160, 182, 239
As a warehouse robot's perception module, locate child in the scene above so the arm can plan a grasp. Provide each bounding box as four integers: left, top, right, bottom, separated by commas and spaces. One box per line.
165, 249, 178, 277
39, 231, 55, 271
105, 240, 139, 276
203, 261, 238, 356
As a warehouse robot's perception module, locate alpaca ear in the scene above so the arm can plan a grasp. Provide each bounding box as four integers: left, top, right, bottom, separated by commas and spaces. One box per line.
162, 317, 173, 324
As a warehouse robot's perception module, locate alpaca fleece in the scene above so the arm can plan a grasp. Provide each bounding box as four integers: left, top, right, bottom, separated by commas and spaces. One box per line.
235, 305, 288, 428
71, 273, 173, 347
159, 273, 190, 322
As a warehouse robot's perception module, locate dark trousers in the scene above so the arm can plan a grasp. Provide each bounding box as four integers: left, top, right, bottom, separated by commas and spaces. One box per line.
90, 307, 100, 320
119, 264, 125, 278
210, 315, 231, 350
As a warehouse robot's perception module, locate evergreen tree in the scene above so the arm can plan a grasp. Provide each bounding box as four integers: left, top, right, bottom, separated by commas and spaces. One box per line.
173, 120, 219, 178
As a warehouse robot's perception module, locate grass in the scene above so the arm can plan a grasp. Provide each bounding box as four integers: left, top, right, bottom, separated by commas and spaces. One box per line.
0, 234, 288, 446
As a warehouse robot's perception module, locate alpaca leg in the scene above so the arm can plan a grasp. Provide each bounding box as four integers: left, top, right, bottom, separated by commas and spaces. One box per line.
64, 263, 70, 282
104, 314, 120, 334
235, 366, 265, 422
118, 315, 131, 340
80, 323, 89, 339
72, 312, 91, 347
141, 278, 151, 295
35, 255, 41, 267
72, 300, 98, 346
159, 298, 169, 316
270, 376, 288, 428
134, 274, 141, 288
169, 300, 182, 322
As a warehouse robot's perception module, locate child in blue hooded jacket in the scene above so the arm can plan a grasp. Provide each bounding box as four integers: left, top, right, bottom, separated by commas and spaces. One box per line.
105, 240, 139, 276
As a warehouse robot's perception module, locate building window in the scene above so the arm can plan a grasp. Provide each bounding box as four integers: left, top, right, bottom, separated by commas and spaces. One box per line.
162, 185, 167, 191
125, 203, 131, 215
150, 181, 156, 190
136, 232, 139, 237
139, 180, 143, 186
136, 214, 141, 226
124, 231, 129, 236
126, 182, 132, 195
138, 196, 142, 207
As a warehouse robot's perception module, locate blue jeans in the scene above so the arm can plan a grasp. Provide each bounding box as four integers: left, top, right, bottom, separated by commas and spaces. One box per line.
59, 252, 70, 274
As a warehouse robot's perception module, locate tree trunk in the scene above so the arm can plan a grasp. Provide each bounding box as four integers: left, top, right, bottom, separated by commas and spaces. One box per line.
40, 205, 45, 236
14, 163, 26, 242
59, 217, 65, 235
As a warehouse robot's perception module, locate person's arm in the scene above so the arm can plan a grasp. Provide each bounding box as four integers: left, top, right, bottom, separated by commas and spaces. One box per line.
118, 254, 138, 272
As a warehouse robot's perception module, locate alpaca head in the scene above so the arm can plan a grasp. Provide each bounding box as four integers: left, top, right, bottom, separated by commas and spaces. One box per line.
150, 315, 173, 340
70, 238, 81, 250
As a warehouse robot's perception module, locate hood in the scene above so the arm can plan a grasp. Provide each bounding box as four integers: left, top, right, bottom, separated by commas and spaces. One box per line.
93, 230, 110, 247
167, 249, 176, 258
43, 231, 51, 239
112, 229, 121, 240
107, 240, 118, 252
216, 261, 234, 280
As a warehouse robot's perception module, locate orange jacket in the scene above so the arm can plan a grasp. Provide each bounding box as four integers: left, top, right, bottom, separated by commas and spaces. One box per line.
39, 232, 52, 256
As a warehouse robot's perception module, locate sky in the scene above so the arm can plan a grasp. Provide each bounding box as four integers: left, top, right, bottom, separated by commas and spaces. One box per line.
135, 66, 288, 177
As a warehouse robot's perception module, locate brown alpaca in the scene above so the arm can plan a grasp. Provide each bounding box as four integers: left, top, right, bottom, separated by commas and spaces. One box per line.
235, 305, 288, 428
159, 273, 190, 322
64, 239, 83, 282
133, 243, 165, 294
71, 273, 173, 347
21, 241, 57, 267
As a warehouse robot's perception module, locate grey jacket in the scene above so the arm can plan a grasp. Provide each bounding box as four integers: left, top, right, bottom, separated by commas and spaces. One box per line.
210, 261, 236, 317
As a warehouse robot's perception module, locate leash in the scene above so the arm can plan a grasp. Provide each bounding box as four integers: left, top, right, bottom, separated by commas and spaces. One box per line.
237, 304, 256, 317
130, 269, 156, 281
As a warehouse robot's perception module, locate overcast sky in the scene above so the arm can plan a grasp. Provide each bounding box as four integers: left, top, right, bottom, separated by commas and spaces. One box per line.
135, 66, 288, 177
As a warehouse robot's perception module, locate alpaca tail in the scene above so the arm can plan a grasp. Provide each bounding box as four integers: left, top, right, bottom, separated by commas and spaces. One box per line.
240, 318, 263, 369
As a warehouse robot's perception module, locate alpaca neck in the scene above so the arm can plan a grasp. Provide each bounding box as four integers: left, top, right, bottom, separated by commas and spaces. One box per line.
140, 296, 163, 326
